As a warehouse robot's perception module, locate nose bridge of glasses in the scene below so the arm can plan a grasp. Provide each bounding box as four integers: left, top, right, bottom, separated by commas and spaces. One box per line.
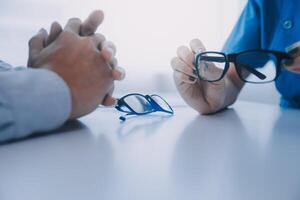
227, 54, 237, 62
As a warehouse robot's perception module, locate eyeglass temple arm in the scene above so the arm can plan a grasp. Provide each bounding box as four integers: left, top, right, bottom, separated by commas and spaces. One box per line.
200, 56, 266, 80
237, 63, 267, 80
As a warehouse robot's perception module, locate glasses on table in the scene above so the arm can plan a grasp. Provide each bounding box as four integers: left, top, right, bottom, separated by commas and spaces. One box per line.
115, 93, 174, 121
194, 49, 291, 83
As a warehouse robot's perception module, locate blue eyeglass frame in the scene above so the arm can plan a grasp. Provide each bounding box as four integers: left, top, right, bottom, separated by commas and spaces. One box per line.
115, 93, 174, 121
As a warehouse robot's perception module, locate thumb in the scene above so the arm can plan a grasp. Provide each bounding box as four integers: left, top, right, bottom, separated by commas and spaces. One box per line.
80, 10, 104, 36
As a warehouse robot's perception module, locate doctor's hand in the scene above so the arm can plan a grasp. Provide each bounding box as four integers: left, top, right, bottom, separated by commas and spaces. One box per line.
27, 13, 124, 119
285, 41, 300, 73
171, 39, 230, 114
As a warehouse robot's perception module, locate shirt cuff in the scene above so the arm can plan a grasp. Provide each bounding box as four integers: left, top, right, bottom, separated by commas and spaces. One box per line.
0, 68, 71, 140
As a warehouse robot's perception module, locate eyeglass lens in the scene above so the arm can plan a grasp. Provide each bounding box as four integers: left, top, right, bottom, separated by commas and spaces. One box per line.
235, 51, 277, 83
197, 52, 226, 81
196, 51, 279, 83
150, 95, 173, 113
123, 95, 153, 114
122, 94, 173, 114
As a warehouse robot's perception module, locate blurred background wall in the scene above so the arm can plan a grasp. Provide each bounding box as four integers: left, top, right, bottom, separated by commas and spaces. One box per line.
0, 0, 279, 104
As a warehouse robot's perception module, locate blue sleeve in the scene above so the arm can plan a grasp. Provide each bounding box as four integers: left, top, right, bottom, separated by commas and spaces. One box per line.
0, 62, 71, 142
222, 0, 261, 53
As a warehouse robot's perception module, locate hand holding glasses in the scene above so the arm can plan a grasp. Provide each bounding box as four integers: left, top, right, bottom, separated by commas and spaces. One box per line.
171, 39, 297, 115
194, 49, 291, 83
285, 41, 300, 73
115, 93, 174, 121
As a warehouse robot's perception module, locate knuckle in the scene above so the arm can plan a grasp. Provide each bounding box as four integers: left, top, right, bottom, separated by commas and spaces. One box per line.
103, 40, 116, 51
81, 24, 95, 35
82, 36, 93, 45
28, 37, 36, 46
61, 30, 77, 39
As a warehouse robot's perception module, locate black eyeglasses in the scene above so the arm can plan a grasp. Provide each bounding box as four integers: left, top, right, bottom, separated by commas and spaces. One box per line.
115, 93, 174, 121
194, 49, 291, 83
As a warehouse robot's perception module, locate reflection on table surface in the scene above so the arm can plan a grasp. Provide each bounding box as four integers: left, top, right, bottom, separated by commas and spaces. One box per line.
0, 101, 300, 200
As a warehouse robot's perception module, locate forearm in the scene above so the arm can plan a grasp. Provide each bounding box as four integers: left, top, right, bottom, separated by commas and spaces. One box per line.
0, 67, 71, 142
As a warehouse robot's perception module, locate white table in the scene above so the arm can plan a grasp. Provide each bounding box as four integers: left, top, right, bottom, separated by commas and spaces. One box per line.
1, 97, 300, 200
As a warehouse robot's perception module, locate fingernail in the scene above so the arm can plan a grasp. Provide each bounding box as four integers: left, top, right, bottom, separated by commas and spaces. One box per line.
189, 76, 196, 81
100, 49, 113, 61
113, 67, 126, 80
107, 47, 115, 56
118, 67, 126, 80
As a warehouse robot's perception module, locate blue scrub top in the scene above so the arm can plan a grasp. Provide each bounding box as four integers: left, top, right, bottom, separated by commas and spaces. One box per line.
223, 0, 300, 108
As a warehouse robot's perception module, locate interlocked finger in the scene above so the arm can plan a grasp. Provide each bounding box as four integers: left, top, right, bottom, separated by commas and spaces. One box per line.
28, 28, 48, 67
91, 33, 106, 50
100, 45, 116, 62
177, 45, 195, 69
109, 57, 118, 68
190, 38, 206, 54
102, 86, 116, 106
173, 70, 197, 84
64, 18, 82, 33
80, 10, 104, 36
46, 21, 63, 46
171, 57, 197, 78
112, 66, 126, 81
102, 41, 116, 56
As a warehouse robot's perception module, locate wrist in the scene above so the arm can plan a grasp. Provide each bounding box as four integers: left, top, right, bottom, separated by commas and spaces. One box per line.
43, 67, 75, 119
223, 76, 240, 107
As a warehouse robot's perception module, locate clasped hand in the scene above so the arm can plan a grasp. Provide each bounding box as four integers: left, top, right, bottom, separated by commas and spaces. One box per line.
27, 10, 125, 119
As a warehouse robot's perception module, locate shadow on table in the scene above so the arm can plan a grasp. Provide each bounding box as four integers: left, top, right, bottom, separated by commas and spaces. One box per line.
170, 108, 249, 200
116, 115, 172, 139
171, 107, 300, 200
0, 119, 118, 199
0, 120, 88, 145
261, 108, 300, 199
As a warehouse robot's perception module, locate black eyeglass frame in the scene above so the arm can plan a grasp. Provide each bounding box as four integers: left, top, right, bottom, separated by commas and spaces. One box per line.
194, 49, 291, 83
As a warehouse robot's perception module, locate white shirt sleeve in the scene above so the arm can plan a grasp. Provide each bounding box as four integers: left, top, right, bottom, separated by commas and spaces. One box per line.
0, 61, 71, 142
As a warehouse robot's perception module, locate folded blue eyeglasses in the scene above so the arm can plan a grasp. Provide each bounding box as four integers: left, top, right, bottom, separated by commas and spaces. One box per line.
115, 93, 174, 121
